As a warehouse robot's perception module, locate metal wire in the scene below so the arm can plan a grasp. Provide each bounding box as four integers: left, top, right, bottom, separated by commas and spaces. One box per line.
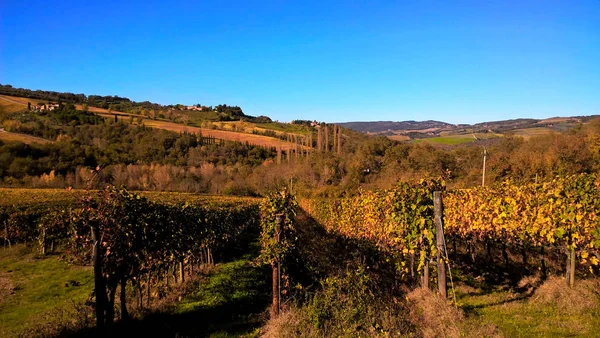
441, 228, 458, 308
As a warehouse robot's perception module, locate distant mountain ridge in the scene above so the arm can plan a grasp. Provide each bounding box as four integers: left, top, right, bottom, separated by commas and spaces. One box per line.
339, 116, 599, 137
338, 120, 454, 133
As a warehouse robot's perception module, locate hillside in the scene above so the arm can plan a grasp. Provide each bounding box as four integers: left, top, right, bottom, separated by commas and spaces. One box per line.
340, 115, 599, 143
0, 92, 307, 151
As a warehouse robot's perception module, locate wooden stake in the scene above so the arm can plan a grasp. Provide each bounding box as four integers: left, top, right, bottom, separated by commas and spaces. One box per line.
434, 191, 447, 298
271, 215, 283, 317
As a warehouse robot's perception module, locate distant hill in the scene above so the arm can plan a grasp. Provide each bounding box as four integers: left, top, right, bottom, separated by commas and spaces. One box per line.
339, 116, 600, 143
338, 120, 453, 133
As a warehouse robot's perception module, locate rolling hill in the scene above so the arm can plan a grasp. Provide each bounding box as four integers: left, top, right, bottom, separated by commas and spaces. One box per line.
0, 94, 307, 151
339, 115, 599, 143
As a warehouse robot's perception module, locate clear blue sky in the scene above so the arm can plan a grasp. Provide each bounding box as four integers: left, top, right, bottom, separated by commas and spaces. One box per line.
1, 1, 599, 124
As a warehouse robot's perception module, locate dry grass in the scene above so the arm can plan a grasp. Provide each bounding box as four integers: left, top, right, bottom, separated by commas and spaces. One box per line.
0, 273, 14, 306
530, 276, 600, 314
387, 134, 411, 141
261, 308, 316, 338
409, 288, 503, 338
0, 131, 52, 144
0, 94, 45, 105
408, 288, 464, 338
0, 95, 28, 115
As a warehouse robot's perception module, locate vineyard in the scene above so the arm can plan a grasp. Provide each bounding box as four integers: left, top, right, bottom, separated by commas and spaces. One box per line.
303, 175, 600, 287
2, 178, 600, 336
0, 187, 262, 335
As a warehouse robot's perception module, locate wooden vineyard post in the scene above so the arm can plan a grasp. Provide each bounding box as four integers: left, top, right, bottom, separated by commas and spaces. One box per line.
271, 214, 283, 318
434, 191, 447, 298
566, 246, 575, 288
422, 261, 429, 290
91, 223, 107, 328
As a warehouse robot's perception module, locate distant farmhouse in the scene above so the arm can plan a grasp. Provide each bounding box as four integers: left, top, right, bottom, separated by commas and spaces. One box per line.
185, 106, 205, 111
32, 103, 59, 111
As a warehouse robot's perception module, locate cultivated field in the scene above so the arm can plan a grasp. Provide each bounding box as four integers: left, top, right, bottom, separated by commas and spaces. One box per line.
0, 130, 52, 144
98, 113, 302, 151
512, 127, 557, 140
0, 95, 30, 115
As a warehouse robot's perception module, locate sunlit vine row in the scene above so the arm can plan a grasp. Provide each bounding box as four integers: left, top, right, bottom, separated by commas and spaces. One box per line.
304, 180, 444, 279
444, 174, 600, 272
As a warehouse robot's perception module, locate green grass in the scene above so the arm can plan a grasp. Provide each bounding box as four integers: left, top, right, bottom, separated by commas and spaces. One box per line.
413, 132, 502, 145
0, 245, 93, 337
413, 136, 477, 145
170, 254, 269, 337
254, 122, 311, 135
455, 278, 600, 337
180, 110, 220, 122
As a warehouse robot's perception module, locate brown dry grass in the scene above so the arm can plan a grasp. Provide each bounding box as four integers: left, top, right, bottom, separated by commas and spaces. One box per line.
0, 94, 44, 105
0, 273, 14, 306
387, 134, 411, 141
408, 288, 502, 338
261, 308, 316, 338
0, 95, 28, 115
0, 131, 52, 144
408, 288, 463, 338
530, 276, 600, 314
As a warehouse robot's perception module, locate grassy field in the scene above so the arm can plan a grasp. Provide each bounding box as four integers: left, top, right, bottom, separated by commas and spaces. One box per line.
0, 131, 52, 144
0, 245, 94, 337
413, 135, 477, 145
456, 276, 600, 337
412, 132, 502, 145
0, 95, 50, 105
0, 188, 261, 208
512, 127, 557, 140
0, 95, 30, 115
0, 241, 269, 338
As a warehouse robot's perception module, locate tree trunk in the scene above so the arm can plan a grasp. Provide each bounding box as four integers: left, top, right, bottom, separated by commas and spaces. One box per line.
173, 263, 178, 284
541, 246, 547, 279
502, 242, 509, 268
146, 273, 151, 307
106, 285, 117, 326
137, 279, 143, 311
422, 258, 429, 290
566, 247, 571, 286
120, 278, 129, 321
179, 260, 185, 283
91, 224, 106, 328
453, 237, 457, 260
410, 253, 415, 281
271, 262, 279, 318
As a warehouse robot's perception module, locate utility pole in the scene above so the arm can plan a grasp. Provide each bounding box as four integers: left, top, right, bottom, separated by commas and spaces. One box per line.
482, 148, 487, 187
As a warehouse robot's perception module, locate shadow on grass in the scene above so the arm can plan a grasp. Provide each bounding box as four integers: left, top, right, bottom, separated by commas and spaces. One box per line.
68, 258, 270, 338
66, 233, 271, 338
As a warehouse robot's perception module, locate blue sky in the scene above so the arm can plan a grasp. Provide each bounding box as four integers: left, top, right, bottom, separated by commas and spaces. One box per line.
1, 1, 599, 124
